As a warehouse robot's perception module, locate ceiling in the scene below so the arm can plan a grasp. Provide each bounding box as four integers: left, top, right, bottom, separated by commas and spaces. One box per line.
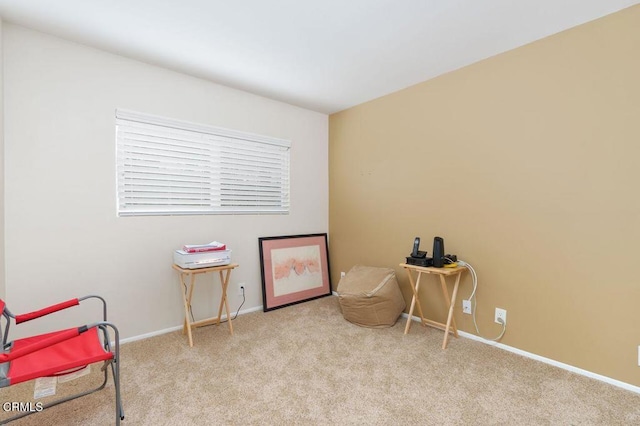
0, 0, 637, 114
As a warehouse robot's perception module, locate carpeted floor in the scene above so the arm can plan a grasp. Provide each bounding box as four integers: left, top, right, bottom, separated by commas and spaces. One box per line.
2, 295, 640, 425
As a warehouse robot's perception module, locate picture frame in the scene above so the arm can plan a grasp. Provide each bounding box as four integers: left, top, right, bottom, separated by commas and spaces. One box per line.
259, 233, 332, 312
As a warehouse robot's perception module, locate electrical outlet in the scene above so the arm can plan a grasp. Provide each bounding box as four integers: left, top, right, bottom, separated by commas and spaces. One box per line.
237, 282, 245, 297
495, 308, 507, 325
462, 299, 472, 314
340, 271, 346, 278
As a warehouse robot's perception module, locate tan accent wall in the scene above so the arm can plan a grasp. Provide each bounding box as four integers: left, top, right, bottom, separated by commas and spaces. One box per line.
329, 5, 640, 387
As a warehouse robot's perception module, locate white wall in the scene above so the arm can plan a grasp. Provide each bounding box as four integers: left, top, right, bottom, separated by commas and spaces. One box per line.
0, 17, 5, 302
3, 24, 328, 339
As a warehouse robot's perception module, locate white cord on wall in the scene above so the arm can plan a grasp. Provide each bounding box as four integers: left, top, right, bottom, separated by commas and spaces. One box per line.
457, 259, 506, 341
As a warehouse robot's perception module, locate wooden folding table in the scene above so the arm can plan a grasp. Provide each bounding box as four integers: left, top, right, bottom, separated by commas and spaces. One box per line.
172, 263, 239, 347
400, 263, 466, 349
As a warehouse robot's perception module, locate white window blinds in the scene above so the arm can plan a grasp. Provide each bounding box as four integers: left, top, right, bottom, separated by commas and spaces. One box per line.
116, 109, 291, 216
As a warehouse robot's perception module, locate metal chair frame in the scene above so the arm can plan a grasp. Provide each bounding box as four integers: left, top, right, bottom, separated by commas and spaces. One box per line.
0, 295, 124, 425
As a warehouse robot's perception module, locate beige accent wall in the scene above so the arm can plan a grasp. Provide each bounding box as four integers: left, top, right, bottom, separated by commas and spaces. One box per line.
329, 5, 640, 387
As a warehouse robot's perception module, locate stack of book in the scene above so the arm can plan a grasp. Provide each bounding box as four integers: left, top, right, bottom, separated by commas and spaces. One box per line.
174, 241, 231, 269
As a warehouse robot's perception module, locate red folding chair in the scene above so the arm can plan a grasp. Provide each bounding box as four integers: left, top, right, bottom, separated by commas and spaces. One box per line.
0, 295, 124, 424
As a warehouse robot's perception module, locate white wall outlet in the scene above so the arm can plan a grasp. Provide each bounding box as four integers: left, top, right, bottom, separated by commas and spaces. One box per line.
340, 271, 346, 278
495, 308, 507, 324
462, 299, 472, 314
237, 282, 245, 297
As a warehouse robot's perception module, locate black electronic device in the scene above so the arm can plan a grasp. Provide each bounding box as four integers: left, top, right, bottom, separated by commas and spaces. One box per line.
411, 237, 427, 258
407, 237, 432, 266
432, 236, 445, 268
406, 256, 433, 267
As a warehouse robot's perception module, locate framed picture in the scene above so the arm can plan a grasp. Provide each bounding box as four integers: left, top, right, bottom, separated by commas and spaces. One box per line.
259, 233, 332, 312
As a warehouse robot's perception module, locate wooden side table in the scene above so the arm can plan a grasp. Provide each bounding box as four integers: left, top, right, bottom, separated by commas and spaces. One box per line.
172, 263, 239, 347
400, 263, 466, 349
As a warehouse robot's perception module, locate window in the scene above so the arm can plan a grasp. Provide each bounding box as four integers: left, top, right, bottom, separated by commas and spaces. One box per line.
116, 109, 290, 216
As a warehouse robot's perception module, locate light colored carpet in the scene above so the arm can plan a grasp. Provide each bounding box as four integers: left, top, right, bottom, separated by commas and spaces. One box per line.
2, 295, 640, 425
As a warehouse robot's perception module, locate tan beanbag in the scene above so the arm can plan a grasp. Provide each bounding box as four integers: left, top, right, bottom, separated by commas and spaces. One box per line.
337, 265, 406, 328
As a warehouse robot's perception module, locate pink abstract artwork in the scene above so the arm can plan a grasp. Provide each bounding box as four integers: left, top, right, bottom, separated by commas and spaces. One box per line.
271, 245, 323, 297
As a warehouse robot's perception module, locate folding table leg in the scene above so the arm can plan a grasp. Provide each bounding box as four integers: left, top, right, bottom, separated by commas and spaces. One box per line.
404, 269, 427, 334
217, 269, 234, 335
179, 272, 195, 347
441, 272, 461, 349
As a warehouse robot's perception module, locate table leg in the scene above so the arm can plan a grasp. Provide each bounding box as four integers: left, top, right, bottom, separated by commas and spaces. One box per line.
181, 274, 187, 335
180, 273, 195, 347
404, 269, 426, 334
413, 273, 427, 328
441, 272, 461, 349
404, 269, 417, 334
439, 274, 458, 336
216, 271, 223, 326
218, 270, 234, 335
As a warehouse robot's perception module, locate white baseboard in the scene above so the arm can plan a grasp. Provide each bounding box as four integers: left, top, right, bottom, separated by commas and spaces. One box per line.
120, 305, 263, 345
120, 324, 183, 344
402, 313, 640, 395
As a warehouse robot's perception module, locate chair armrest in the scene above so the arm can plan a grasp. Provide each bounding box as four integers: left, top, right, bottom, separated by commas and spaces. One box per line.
0, 327, 84, 363
79, 295, 108, 321
15, 299, 80, 324
14, 295, 108, 325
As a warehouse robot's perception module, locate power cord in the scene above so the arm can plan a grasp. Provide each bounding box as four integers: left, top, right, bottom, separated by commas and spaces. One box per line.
457, 260, 506, 341
185, 283, 246, 325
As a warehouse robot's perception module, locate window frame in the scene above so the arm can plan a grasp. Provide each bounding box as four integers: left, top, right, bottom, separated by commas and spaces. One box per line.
115, 109, 291, 217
